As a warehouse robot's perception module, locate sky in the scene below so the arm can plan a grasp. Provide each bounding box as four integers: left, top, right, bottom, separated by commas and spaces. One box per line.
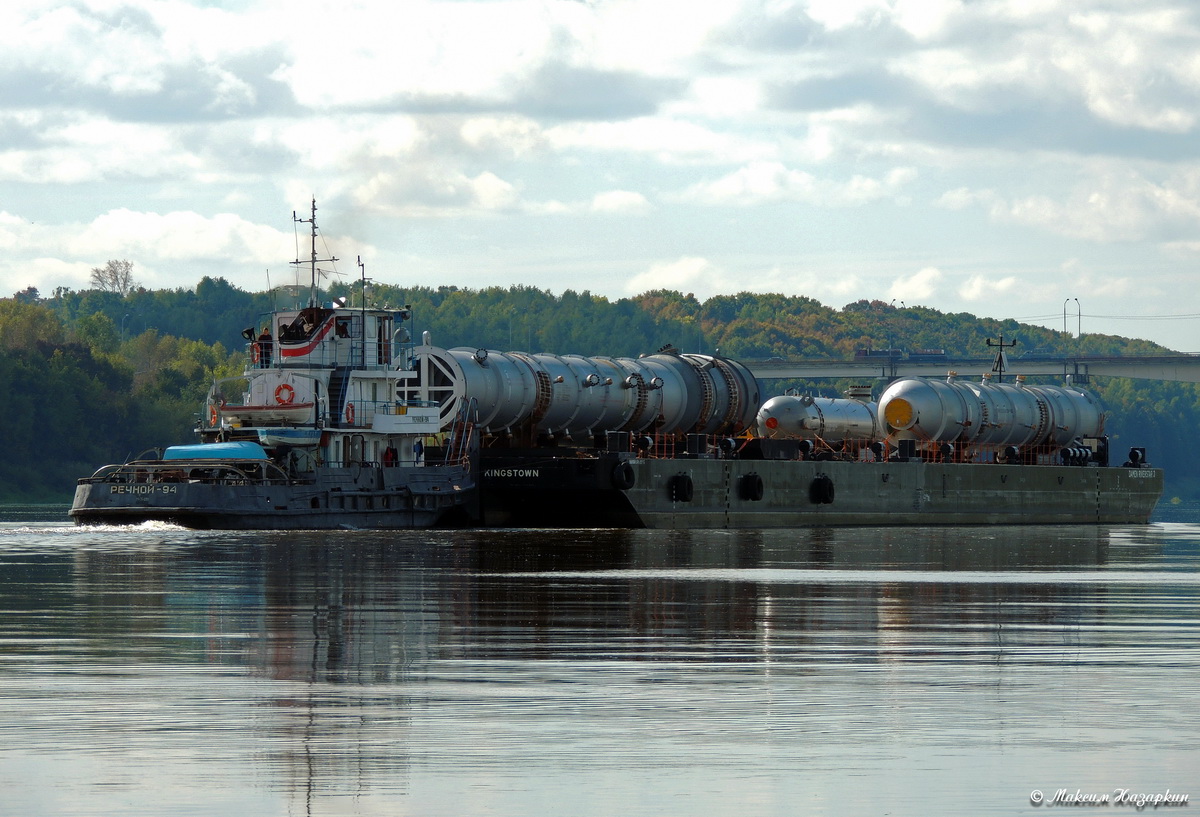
2, 0, 1200, 352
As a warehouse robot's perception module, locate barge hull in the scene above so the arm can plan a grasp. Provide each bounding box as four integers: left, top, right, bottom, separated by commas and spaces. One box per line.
481, 456, 1163, 528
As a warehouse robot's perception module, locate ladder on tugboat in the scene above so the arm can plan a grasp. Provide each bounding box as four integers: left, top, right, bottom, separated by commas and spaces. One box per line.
328, 369, 351, 426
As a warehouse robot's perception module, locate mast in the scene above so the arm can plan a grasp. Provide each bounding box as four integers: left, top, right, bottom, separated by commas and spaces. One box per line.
358, 255, 371, 369
291, 197, 337, 308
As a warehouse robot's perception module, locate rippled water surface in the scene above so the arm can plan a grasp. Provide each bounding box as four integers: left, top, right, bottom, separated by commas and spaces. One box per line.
2, 504, 1198, 816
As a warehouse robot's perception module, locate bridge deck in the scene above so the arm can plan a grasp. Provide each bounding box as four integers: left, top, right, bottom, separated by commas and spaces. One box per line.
746, 355, 1200, 383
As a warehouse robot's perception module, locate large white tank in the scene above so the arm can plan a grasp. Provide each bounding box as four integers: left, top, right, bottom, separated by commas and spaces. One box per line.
878, 374, 1103, 448
757, 394, 878, 442
409, 345, 760, 438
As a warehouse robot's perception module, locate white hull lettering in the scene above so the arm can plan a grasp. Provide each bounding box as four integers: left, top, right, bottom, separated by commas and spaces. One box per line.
110, 485, 179, 495
484, 469, 541, 478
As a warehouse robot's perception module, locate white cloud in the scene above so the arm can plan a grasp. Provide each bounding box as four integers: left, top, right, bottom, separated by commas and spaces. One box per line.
1163, 240, 1200, 257
684, 161, 815, 205
758, 266, 864, 301
0, 207, 306, 293
1071, 269, 1144, 299
682, 161, 915, 207
935, 187, 998, 211
1002, 171, 1200, 242
460, 117, 546, 157
802, 0, 889, 31
546, 118, 769, 164
562, 0, 742, 75
0, 114, 188, 184
882, 3, 1200, 133
591, 191, 651, 213
682, 77, 764, 117
349, 166, 520, 217
272, 2, 555, 106
625, 257, 720, 296
958, 273, 1022, 302
67, 210, 291, 264
623, 257, 867, 304
935, 165, 1200, 244
889, 267, 943, 302
1060, 9, 1199, 132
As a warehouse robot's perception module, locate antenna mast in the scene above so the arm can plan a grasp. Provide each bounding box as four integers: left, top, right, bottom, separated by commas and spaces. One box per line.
291, 197, 337, 308
357, 255, 372, 368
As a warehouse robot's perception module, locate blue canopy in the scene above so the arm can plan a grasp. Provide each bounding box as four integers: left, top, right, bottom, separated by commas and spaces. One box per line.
163, 442, 268, 461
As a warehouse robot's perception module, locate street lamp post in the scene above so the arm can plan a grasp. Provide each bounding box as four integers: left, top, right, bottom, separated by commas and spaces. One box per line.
1063, 298, 1081, 338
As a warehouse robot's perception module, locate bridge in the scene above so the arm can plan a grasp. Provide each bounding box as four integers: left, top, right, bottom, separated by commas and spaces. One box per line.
744, 354, 1200, 384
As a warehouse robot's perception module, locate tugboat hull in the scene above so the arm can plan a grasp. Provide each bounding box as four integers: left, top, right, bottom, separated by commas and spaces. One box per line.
70, 464, 475, 530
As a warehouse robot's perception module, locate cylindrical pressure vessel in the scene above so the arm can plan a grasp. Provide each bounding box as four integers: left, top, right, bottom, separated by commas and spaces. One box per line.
757, 394, 878, 442
878, 375, 1103, 448
410, 345, 760, 437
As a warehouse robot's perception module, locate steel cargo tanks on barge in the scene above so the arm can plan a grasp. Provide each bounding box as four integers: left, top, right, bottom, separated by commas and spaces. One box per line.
437, 344, 1162, 527
411, 343, 760, 441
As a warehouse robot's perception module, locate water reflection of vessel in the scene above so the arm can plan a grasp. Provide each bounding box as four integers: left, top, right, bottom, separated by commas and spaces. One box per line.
69, 203, 1163, 530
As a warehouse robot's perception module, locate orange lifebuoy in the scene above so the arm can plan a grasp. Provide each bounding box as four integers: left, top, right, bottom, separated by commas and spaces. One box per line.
345, 402, 355, 424
209, 404, 218, 426
274, 383, 295, 405
252, 343, 261, 363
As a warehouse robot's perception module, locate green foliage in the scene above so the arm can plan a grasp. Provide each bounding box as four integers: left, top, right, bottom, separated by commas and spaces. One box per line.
0, 300, 239, 501
47, 277, 275, 347
0, 305, 138, 500
330, 282, 677, 356
73, 313, 119, 355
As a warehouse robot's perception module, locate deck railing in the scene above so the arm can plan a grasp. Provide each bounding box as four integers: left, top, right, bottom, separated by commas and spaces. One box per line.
80, 460, 296, 486
618, 432, 1114, 466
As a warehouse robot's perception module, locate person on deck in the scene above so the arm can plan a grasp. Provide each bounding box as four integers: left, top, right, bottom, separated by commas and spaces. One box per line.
257, 327, 273, 367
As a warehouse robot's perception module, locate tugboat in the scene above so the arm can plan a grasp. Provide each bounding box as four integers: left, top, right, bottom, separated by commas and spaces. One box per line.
70, 201, 479, 529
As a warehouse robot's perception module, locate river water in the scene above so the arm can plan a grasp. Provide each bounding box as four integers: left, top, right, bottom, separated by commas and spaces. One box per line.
1, 504, 1197, 816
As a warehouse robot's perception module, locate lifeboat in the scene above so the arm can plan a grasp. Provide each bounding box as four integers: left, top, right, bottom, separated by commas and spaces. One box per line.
211, 399, 315, 426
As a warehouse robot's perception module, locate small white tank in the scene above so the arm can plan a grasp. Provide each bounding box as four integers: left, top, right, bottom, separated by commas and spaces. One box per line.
756, 393, 878, 442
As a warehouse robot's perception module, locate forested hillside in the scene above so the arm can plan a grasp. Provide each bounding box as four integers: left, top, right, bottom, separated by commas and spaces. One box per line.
4, 279, 1197, 503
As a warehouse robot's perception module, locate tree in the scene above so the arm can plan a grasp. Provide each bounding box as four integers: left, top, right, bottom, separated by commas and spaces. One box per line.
73, 312, 120, 355
90, 259, 137, 296
13, 286, 40, 304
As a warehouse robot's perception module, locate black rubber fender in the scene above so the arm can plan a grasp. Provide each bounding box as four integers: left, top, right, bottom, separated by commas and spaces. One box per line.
611, 460, 636, 491
669, 473, 694, 503
739, 472, 764, 502
809, 473, 835, 505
